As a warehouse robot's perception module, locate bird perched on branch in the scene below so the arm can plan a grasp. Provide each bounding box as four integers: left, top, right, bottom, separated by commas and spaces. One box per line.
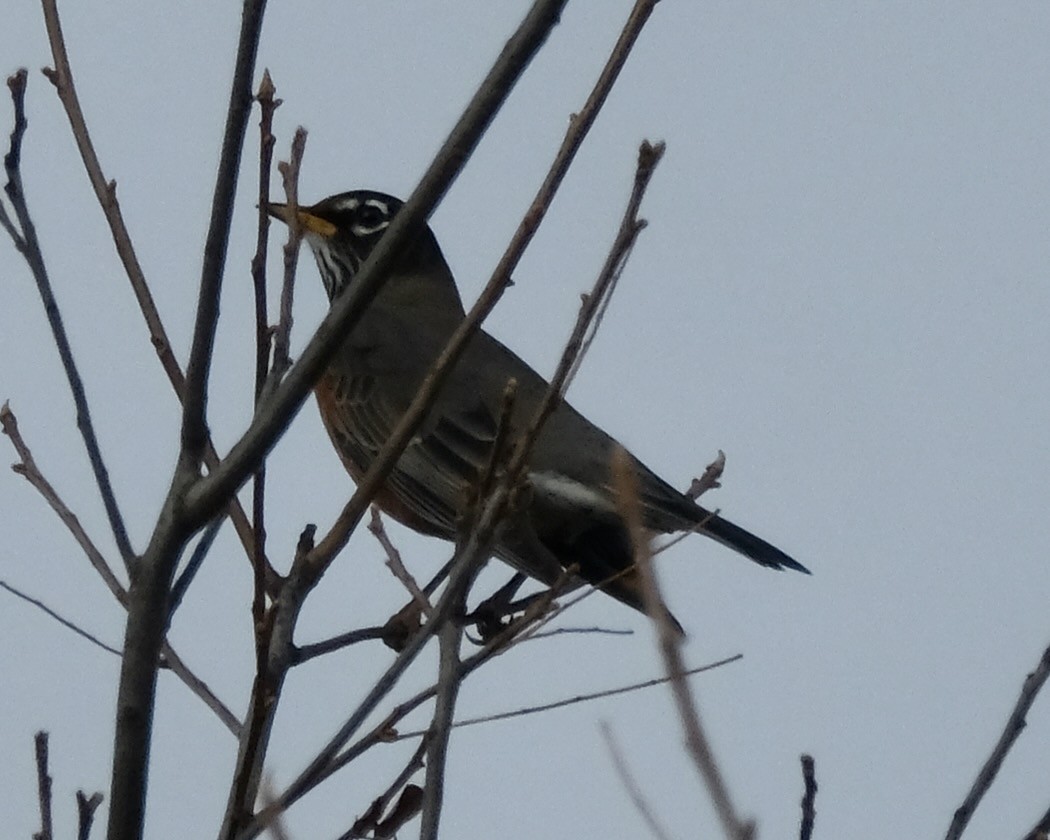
268, 189, 807, 632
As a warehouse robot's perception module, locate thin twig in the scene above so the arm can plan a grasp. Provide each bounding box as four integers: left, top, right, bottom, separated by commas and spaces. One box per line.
269, 127, 307, 381
614, 447, 756, 840
505, 138, 665, 502
374, 784, 424, 839
343, 739, 427, 840
526, 625, 633, 639
38, 1, 181, 397
3, 69, 134, 571
689, 450, 726, 499
799, 754, 817, 840
34, 731, 53, 840
76, 791, 104, 840
169, 516, 224, 617
1, 403, 238, 733
292, 626, 392, 664
2, 579, 121, 657
159, 644, 240, 735
601, 722, 675, 840
1, 69, 29, 248
418, 132, 662, 840
945, 641, 1050, 840
247, 562, 567, 840
394, 655, 742, 740
251, 68, 281, 631
40, 0, 275, 589
2, 401, 126, 604
368, 507, 433, 617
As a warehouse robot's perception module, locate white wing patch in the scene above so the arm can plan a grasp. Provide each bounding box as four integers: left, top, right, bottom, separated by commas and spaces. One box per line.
530, 471, 617, 513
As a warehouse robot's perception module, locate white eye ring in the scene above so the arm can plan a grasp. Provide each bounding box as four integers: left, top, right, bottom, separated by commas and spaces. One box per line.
351, 199, 391, 236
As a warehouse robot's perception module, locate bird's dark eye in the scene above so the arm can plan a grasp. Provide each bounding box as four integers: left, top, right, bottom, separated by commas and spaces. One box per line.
352, 202, 389, 236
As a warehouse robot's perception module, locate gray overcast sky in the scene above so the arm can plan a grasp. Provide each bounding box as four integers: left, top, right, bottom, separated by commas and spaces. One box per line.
3, 3, 1049, 839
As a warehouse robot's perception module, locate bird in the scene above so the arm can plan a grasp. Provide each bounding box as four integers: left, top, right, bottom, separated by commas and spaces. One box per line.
267, 189, 807, 631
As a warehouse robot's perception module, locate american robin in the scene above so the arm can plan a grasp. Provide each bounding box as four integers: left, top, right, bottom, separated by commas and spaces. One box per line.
267, 190, 807, 629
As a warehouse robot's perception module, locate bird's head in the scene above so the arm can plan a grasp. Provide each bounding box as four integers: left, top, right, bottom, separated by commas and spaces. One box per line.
267, 189, 447, 303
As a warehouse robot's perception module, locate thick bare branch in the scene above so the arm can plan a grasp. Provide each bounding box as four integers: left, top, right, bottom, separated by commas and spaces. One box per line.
106, 4, 270, 836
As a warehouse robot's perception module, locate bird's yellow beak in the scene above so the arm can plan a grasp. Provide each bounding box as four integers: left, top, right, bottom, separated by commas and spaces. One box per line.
265, 202, 338, 238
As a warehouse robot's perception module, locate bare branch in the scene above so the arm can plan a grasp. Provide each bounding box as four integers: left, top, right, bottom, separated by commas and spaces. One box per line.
508, 138, 664, 489
600, 722, 675, 840
373, 784, 424, 839
524, 625, 633, 640
3, 71, 134, 570
250, 68, 281, 628
393, 655, 742, 740
76, 791, 104, 840
343, 740, 427, 840
269, 127, 308, 381
251, 68, 280, 406
613, 446, 756, 840
249, 569, 567, 838
419, 594, 467, 840
178, 0, 269, 463
799, 754, 817, 840
418, 129, 664, 840
38, 1, 182, 398
1, 403, 238, 733
2, 401, 126, 605
34, 731, 53, 840
41, 0, 273, 588
292, 626, 392, 665
107, 3, 270, 832
368, 507, 433, 617
2, 69, 29, 249
946, 642, 1050, 840
169, 517, 224, 617
1, 579, 121, 657
158, 644, 240, 735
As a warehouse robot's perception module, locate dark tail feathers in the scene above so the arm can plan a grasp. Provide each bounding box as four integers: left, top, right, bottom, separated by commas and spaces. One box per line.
700, 511, 810, 574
